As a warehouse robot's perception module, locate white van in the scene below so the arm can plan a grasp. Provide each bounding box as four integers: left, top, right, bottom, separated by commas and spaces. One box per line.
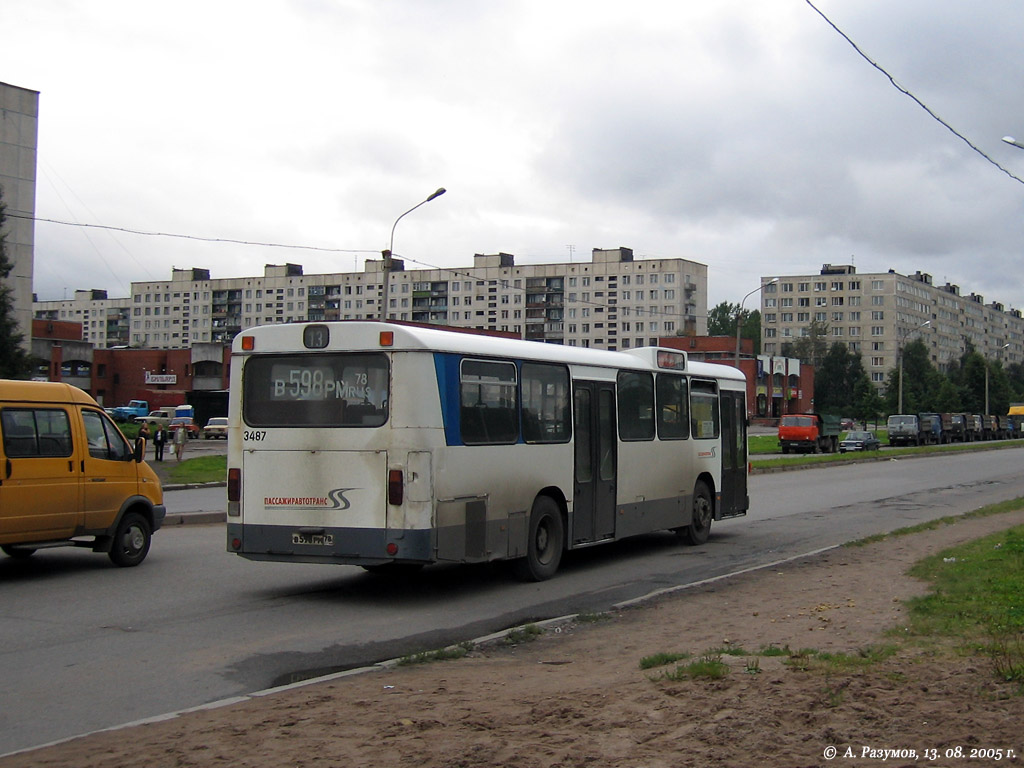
0, 380, 166, 566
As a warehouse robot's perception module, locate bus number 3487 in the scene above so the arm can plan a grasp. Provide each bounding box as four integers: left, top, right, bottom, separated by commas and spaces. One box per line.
244, 430, 267, 442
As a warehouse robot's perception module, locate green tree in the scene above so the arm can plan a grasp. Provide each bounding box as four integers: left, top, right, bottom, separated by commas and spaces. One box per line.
706, 302, 762, 354
884, 338, 939, 413
707, 301, 738, 336
1005, 361, 1024, 404
783, 319, 830, 370
852, 372, 885, 427
815, 342, 862, 414
933, 377, 964, 413
0, 186, 32, 379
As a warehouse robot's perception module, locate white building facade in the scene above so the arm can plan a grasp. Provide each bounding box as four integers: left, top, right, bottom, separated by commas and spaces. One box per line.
760, 264, 1022, 389
35, 247, 708, 351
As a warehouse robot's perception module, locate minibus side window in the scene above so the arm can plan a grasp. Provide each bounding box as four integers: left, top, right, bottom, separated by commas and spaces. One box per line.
82, 409, 131, 461
1, 408, 73, 457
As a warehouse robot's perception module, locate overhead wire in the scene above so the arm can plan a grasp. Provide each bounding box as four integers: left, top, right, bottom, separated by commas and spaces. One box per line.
804, 0, 1024, 186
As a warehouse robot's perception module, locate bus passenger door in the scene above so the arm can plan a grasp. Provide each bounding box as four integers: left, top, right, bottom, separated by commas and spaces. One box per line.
573, 382, 616, 544
718, 391, 749, 517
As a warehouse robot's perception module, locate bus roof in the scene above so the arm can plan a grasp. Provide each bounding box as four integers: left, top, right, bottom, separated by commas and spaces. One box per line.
234, 321, 746, 383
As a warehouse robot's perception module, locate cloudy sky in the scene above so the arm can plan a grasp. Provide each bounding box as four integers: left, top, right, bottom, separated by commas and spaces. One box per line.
4, 0, 1024, 315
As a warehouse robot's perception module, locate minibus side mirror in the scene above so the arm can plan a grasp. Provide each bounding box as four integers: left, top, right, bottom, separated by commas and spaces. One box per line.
133, 437, 145, 463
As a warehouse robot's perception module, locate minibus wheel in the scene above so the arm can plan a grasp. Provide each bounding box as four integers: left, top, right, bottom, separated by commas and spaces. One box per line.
2, 545, 36, 559
513, 496, 564, 581
108, 512, 152, 567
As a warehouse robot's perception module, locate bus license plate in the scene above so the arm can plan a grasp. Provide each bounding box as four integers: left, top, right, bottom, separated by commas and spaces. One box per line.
292, 532, 334, 546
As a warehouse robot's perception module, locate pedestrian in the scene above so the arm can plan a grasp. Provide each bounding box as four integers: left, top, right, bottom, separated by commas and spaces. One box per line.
137, 421, 150, 457
173, 424, 187, 462
152, 423, 167, 461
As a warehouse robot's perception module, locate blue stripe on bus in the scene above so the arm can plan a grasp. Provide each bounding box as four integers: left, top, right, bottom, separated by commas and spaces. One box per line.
433, 352, 464, 446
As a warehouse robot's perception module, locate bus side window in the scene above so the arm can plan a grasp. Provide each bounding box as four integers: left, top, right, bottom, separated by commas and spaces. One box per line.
689, 380, 720, 439
460, 359, 518, 445
616, 370, 654, 441
656, 373, 688, 440
521, 362, 570, 443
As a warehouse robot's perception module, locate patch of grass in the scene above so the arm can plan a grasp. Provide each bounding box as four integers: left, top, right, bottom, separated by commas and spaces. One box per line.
705, 645, 750, 657
662, 654, 729, 681
639, 652, 692, 670
758, 644, 791, 657
575, 612, 612, 624
905, 525, 1024, 682
165, 455, 227, 484
396, 641, 475, 666
504, 624, 543, 645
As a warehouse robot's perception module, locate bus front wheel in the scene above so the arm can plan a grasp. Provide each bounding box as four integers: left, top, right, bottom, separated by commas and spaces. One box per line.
513, 496, 564, 582
679, 481, 713, 546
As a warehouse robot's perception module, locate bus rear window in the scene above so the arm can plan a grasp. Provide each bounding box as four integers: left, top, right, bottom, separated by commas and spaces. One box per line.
243, 353, 389, 427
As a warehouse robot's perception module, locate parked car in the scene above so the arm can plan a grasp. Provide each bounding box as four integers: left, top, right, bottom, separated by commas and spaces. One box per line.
202, 417, 228, 439
168, 417, 201, 439
839, 430, 881, 452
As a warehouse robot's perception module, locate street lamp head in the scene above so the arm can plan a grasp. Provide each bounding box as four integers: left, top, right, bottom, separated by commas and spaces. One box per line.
427, 187, 447, 202
1003, 136, 1024, 150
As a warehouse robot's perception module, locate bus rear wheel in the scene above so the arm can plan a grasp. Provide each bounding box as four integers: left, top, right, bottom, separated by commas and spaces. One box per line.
679, 481, 712, 546
513, 496, 564, 582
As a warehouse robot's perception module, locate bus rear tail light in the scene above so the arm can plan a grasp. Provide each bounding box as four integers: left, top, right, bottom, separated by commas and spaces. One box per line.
228, 468, 241, 501
388, 469, 404, 506
228, 468, 241, 517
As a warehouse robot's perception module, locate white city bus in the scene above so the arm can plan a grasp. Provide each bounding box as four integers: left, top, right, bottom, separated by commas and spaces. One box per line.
226, 322, 748, 580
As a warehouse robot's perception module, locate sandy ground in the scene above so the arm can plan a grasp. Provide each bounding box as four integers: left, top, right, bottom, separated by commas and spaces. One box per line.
5, 509, 1024, 768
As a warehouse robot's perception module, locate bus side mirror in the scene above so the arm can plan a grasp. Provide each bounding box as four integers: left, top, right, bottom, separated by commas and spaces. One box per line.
134, 438, 145, 463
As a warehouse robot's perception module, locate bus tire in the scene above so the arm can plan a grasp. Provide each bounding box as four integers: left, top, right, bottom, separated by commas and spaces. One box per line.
680, 481, 713, 546
513, 496, 564, 582
108, 511, 152, 567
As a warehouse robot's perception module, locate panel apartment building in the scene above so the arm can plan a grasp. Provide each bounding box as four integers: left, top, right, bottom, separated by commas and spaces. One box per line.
35, 247, 707, 351
760, 264, 1022, 389
0, 81, 39, 351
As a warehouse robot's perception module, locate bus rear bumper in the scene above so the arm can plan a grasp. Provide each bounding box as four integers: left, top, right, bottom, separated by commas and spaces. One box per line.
226, 523, 434, 566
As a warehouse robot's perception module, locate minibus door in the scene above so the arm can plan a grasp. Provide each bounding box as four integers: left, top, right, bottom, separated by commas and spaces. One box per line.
0, 406, 79, 537
80, 409, 140, 530
572, 382, 616, 544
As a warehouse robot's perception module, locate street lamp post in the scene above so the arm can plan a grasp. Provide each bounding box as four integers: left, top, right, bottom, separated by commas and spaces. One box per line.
379, 187, 447, 321
897, 320, 931, 414
734, 278, 778, 368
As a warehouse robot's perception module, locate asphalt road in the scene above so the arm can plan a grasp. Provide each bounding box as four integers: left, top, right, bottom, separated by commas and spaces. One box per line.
2, 448, 1023, 755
